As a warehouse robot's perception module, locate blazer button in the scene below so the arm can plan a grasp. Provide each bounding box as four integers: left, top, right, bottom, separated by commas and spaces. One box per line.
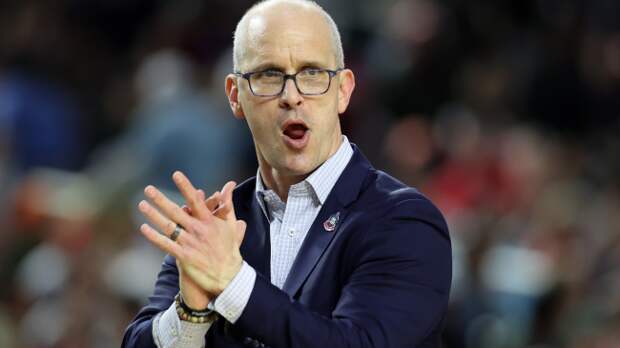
243, 337, 261, 347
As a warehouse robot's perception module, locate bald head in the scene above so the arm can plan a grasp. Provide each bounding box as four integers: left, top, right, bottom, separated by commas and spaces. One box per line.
232, 0, 344, 72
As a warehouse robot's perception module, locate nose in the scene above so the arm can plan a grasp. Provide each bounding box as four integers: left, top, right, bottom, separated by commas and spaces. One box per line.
278, 78, 303, 109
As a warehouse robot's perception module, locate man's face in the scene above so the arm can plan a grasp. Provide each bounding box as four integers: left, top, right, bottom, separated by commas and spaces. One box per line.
226, 5, 355, 178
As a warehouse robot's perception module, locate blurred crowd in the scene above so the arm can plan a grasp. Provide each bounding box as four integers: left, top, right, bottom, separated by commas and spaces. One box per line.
0, 0, 619, 347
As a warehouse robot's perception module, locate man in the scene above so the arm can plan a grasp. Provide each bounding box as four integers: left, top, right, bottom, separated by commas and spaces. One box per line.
122, 0, 452, 347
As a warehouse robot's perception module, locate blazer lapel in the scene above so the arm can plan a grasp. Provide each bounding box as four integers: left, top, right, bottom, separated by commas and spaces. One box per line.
282, 145, 372, 297
235, 178, 271, 280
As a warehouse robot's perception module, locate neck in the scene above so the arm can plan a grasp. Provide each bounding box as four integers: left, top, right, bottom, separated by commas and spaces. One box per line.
259, 166, 305, 202
258, 136, 343, 202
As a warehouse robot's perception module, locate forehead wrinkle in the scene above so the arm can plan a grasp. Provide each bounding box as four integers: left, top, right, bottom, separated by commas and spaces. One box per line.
246, 37, 333, 72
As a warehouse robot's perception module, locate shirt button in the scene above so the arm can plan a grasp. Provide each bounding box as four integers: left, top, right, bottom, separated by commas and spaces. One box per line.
288, 228, 295, 237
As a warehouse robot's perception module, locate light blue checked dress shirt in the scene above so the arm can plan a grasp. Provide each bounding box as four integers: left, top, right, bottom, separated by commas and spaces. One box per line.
153, 136, 354, 347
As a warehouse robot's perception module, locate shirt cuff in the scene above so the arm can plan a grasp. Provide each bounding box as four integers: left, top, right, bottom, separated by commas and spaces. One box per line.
213, 261, 256, 324
152, 301, 213, 348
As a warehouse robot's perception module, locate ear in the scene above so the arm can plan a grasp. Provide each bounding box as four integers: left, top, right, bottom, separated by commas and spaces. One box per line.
337, 69, 355, 114
225, 74, 245, 119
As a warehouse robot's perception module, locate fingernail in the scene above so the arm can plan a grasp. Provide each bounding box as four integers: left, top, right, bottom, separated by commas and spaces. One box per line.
145, 186, 155, 197
138, 200, 148, 211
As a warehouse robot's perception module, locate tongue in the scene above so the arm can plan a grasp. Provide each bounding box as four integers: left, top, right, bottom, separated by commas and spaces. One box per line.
284, 124, 307, 140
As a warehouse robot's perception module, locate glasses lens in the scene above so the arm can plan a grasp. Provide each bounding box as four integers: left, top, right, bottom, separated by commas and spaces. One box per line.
297, 69, 330, 94
250, 71, 284, 96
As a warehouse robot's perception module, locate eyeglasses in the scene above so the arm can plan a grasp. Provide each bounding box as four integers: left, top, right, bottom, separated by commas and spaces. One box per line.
235, 68, 343, 97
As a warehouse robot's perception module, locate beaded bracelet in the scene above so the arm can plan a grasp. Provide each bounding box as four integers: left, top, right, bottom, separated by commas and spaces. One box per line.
174, 293, 218, 324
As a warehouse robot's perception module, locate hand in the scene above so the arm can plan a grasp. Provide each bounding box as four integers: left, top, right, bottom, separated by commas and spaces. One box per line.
138, 171, 247, 299
177, 189, 231, 309
177, 258, 210, 310
176, 189, 210, 310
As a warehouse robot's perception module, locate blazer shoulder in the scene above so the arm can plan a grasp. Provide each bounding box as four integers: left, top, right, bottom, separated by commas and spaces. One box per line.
358, 168, 449, 238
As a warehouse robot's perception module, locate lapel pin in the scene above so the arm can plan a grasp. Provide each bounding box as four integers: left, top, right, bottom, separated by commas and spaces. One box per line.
323, 212, 340, 232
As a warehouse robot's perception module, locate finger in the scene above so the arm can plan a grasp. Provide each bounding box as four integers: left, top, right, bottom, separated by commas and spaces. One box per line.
140, 223, 184, 259
182, 205, 193, 215
172, 171, 211, 221
205, 191, 221, 212
216, 181, 237, 220
234, 220, 247, 247
139, 200, 191, 244
197, 189, 206, 201
144, 185, 194, 230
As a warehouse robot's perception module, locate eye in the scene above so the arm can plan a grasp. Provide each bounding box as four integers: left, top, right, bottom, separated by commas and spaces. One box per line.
298, 68, 325, 79
262, 70, 282, 78
303, 68, 321, 76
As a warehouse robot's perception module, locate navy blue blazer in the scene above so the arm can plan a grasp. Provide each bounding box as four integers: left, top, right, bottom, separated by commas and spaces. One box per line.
122, 145, 452, 348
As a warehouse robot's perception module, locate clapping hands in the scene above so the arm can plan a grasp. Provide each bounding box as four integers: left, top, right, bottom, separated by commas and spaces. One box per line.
138, 171, 247, 309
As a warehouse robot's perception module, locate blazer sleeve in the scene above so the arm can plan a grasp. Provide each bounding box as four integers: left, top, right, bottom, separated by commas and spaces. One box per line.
121, 254, 180, 348
232, 197, 452, 347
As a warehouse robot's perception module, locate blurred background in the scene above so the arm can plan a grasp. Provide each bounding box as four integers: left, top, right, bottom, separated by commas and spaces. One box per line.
0, 0, 619, 347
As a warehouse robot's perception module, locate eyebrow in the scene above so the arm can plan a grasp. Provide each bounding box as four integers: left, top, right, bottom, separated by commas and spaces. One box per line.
248, 60, 329, 72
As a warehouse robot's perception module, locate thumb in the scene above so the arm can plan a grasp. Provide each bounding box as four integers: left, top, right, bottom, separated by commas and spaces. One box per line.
219, 181, 238, 220
176, 259, 185, 274
234, 220, 247, 247
205, 191, 221, 212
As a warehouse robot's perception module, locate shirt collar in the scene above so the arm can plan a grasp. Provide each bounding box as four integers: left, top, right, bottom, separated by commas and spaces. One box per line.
304, 135, 353, 204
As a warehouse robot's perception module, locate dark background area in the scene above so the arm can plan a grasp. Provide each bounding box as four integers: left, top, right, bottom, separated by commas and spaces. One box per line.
0, 0, 619, 347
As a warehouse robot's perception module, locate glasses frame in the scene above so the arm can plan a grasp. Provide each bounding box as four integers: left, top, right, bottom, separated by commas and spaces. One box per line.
235, 68, 344, 97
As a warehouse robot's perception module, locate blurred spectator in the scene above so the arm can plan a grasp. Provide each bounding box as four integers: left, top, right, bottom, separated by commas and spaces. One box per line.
0, 71, 88, 172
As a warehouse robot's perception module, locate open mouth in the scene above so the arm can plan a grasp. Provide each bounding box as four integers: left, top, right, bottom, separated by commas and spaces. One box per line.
283, 123, 308, 139
282, 120, 310, 149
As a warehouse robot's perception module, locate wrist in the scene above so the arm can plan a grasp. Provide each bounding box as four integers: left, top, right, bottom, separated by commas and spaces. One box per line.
180, 295, 210, 311
179, 280, 211, 310
180, 289, 210, 311
214, 257, 243, 296
175, 293, 218, 324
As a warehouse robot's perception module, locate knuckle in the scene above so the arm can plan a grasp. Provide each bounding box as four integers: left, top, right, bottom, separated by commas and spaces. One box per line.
192, 191, 202, 203
189, 221, 203, 234
174, 205, 186, 217
195, 230, 208, 243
